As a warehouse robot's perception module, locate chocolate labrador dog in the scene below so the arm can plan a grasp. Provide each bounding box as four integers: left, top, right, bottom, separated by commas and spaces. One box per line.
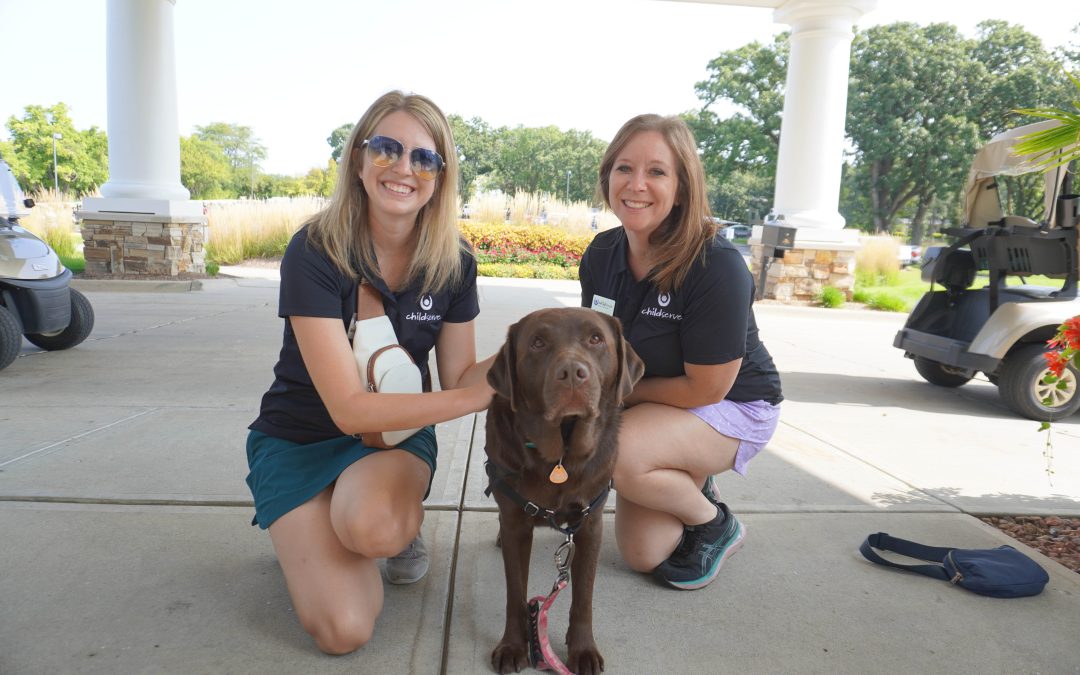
485, 307, 644, 675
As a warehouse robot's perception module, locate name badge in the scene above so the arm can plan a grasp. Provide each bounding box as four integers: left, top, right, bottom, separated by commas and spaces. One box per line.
591, 295, 616, 316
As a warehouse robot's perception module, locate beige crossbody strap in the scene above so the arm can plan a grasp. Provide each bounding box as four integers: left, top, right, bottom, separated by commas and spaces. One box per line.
357, 279, 385, 321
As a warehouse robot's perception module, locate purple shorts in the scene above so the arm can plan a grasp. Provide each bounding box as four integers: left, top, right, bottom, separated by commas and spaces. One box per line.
688, 399, 781, 475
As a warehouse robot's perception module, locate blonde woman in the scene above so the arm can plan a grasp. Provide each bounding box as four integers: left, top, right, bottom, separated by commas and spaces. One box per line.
579, 114, 782, 591
246, 91, 493, 653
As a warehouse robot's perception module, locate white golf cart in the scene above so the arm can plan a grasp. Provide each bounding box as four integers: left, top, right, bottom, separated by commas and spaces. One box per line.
0, 158, 94, 371
894, 120, 1079, 420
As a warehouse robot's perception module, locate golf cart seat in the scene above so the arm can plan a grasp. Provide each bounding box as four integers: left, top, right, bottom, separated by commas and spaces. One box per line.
922, 247, 976, 292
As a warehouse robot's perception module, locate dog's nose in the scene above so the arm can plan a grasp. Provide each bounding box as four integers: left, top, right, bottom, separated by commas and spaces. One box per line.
555, 359, 590, 385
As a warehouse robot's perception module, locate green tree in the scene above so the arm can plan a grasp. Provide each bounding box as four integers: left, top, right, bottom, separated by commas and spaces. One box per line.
180, 135, 233, 198
448, 114, 498, 204
327, 123, 354, 162
193, 122, 267, 197
688, 34, 788, 219
4, 102, 108, 195
302, 159, 338, 197
500, 125, 608, 203
845, 23, 983, 240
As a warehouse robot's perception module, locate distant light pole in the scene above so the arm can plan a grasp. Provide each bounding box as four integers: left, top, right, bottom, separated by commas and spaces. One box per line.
565, 170, 571, 203
52, 132, 62, 192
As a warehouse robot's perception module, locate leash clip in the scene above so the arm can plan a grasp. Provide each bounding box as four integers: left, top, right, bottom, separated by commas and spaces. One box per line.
554, 534, 575, 582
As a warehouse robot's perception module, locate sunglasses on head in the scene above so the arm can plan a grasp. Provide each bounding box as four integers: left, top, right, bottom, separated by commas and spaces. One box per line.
360, 135, 445, 181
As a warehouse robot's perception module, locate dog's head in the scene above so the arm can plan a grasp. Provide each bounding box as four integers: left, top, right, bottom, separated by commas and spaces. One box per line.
487, 307, 644, 422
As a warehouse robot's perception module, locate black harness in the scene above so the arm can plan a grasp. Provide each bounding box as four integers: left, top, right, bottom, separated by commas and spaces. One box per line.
484, 459, 610, 537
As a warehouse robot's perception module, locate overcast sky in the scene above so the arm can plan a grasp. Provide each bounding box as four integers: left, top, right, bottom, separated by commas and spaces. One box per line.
1, 0, 1075, 175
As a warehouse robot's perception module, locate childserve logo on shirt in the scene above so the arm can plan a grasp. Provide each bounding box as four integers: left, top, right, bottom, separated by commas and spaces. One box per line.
641, 290, 682, 320
407, 294, 442, 322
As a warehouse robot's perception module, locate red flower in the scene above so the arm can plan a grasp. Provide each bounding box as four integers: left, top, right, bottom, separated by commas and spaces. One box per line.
1043, 350, 1068, 377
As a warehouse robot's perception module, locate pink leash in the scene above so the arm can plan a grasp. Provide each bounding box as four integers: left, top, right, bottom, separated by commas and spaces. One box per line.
527, 536, 575, 675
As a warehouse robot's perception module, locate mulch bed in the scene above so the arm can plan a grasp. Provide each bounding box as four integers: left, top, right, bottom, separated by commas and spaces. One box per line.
980, 515, 1080, 574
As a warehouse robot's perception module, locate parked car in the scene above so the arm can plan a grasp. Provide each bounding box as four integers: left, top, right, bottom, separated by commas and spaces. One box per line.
720, 223, 751, 240
893, 120, 1079, 420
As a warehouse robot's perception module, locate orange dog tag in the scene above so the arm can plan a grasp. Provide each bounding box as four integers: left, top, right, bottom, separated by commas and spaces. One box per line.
549, 463, 568, 484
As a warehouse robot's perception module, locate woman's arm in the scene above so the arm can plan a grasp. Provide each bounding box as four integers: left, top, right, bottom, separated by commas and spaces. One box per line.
291, 316, 491, 435
434, 319, 495, 390
624, 359, 741, 409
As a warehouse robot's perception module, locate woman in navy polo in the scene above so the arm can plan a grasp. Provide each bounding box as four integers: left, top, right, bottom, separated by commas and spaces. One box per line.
579, 114, 782, 591
246, 91, 493, 654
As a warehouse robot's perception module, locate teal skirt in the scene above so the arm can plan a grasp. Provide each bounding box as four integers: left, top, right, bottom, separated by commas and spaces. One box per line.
245, 426, 438, 529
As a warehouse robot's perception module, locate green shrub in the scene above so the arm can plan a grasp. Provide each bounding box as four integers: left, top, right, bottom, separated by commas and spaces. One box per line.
856, 236, 902, 284
205, 261, 220, 277
42, 227, 77, 257
59, 253, 84, 274
865, 292, 909, 312
462, 221, 593, 269
855, 266, 899, 288
477, 262, 578, 280
818, 286, 845, 308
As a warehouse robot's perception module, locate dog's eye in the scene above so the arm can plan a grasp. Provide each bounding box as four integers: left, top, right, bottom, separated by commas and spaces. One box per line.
589, 333, 604, 345
531, 336, 546, 350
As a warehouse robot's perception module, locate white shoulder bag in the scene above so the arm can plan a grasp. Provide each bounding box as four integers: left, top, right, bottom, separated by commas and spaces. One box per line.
348, 279, 423, 448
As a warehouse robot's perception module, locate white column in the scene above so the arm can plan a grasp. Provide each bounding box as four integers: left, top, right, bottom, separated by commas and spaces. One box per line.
83, 0, 199, 217
770, 0, 875, 236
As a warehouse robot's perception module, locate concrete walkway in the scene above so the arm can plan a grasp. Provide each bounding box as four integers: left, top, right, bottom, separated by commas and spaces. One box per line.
1, 274, 1078, 675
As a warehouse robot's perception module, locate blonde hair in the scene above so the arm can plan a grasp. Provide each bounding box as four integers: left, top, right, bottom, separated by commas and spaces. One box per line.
306, 91, 464, 293
598, 114, 716, 292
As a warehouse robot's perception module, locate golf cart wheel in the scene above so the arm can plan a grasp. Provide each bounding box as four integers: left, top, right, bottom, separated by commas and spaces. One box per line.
913, 356, 972, 387
999, 344, 1080, 421
0, 305, 21, 371
24, 288, 94, 351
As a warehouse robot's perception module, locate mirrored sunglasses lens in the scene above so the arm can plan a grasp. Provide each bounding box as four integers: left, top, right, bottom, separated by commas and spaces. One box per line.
366, 136, 402, 166
410, 149, 444, 180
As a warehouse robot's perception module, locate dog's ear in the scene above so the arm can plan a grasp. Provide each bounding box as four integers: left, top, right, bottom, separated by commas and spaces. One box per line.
487, 321, 519, 410
603, 314, 645, 404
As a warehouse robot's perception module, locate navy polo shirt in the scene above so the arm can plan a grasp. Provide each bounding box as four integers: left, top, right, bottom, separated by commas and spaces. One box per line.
250, 226, 480, 444
579, 227, 782, 405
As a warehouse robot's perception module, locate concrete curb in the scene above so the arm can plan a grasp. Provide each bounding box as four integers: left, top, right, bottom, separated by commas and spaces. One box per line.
70, 278, 203, 293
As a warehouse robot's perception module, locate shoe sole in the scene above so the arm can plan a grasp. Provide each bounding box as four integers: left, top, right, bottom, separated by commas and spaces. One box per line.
663, 521, 746, 591
385, 566, 429, 585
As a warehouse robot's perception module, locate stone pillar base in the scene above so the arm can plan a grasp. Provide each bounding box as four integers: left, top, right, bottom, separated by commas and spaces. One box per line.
77, 211, 207, 277
750, 245, 856, 302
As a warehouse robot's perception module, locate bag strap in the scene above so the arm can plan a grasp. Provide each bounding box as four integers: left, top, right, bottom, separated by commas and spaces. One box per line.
859, 532, 953, 582
357, 278, 385, 321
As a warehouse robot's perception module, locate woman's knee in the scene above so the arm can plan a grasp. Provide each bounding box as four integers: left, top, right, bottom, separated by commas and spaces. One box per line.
334, 503, 421, 558
300, 606, 376, 655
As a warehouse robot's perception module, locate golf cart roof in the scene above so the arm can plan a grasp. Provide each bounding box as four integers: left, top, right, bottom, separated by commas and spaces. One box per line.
962, 120, 1067, 228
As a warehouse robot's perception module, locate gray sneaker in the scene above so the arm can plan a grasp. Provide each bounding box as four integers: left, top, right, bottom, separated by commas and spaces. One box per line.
385, 534, 429, 585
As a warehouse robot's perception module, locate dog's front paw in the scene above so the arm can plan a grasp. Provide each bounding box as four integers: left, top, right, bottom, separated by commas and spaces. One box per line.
567, 642, 604, 675
491, 640, 529, 674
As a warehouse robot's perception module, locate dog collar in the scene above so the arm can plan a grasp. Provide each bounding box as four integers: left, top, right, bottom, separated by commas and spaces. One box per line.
483, 460, 610, 537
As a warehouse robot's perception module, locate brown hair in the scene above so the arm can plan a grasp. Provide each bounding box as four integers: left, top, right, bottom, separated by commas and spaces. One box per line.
306, 91, 463, 293
598, 114, 716, 292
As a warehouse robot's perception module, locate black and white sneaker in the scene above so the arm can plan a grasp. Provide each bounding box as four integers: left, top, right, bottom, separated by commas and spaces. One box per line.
701, 474, 721, 505
654, 502, 745, 590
